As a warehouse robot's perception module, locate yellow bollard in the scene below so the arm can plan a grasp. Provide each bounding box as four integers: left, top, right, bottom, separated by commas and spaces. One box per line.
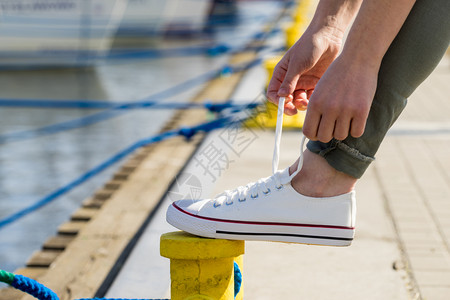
160, 231, 245, 300
263, 55, 283, 88
284, 21, 305, 49
288, 0, 314, 47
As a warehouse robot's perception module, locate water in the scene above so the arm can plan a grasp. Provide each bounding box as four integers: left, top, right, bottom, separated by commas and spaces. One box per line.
0, 1, 285, 274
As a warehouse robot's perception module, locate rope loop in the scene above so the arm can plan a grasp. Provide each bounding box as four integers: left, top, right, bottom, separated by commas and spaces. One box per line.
11, 274, 60, 300
234, 262, 242, 298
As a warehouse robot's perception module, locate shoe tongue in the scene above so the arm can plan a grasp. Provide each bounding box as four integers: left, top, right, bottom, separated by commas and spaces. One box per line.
275, 167, 292, 185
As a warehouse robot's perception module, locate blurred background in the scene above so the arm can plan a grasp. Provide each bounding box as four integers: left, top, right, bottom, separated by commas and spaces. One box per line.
0, 0, 289, 273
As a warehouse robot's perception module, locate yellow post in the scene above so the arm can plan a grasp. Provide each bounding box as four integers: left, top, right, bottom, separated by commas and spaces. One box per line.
285, 22, 305, 49
263, 55, 284, 88
160, 231, 245, 300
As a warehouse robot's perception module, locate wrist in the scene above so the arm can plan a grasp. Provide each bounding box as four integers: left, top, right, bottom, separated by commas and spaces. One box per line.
309, 0, 362, 34
336, 50, 381, 75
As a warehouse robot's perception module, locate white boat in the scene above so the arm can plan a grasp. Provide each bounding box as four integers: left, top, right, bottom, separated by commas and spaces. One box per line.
0, 0, 127, 68
116, 0, 213, 37
0, 0, 214, 68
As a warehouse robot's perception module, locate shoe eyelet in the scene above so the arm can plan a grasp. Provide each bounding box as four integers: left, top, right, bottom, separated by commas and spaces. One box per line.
275, 184, 283, 190
226, 200, 233, 206
238, 197, 246, 202
251, 193, 259, 199
213, 202, 221, 208
263, 188, 271, 195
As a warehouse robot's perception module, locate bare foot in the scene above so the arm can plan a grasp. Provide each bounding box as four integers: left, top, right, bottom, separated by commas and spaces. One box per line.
289, 149, 357, 197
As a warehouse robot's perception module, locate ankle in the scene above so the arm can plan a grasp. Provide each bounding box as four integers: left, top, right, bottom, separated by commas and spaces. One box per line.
290, 150, 357, 197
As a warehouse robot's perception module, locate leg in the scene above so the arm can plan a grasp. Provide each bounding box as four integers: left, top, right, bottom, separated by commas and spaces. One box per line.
305, 0, 450, 180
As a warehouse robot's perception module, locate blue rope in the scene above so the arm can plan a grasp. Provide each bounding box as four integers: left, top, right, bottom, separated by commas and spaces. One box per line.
234, 262, 242, 298
0, 67, 221, 145
2, 262, 241, 300
11, 275, 59, 300
0, 113, 247, 230
0, 57, 264, 145
0, 99, 258, 112
106, 43, 234, 60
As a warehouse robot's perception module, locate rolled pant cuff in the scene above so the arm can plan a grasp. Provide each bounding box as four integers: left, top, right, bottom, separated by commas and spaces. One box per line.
306, 140, 375, 179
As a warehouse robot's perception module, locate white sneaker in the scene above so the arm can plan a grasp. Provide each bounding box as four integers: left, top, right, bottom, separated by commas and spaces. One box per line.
166, 98, 356, 246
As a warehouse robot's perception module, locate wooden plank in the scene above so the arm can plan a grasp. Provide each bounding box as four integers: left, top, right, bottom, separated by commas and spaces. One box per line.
71, 208, 98, 221
15, 267, 48, 279
43, 235, 75, 251
112, 171, 129, 181
130, 153, 148, 161
119, 165, 137, 173
82, 197, 105, 209
57, 221, 86, 236
104, 180, 122, 191
93, 190, 113, 201
26, 250, 62, 267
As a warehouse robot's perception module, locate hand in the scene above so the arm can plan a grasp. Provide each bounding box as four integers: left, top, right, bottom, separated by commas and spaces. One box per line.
302, 56, 378, 142
266, 25, 343, 115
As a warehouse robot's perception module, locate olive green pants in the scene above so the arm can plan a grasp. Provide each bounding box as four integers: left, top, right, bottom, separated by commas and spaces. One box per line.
307, 0, 450, 178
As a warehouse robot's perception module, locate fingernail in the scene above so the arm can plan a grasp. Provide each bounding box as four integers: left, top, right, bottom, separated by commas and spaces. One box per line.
278, 88, 288, 96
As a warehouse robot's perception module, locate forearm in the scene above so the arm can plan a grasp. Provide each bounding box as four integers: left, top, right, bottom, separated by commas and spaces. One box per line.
308, 0, 363, 39
341, 0, 417, 68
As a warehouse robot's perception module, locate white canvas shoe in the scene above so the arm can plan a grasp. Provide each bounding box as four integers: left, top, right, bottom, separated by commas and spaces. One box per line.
166, 98, 356, 246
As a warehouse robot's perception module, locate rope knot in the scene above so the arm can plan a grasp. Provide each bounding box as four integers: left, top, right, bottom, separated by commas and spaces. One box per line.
220, 65, 233, 77
178, 127, 196, 141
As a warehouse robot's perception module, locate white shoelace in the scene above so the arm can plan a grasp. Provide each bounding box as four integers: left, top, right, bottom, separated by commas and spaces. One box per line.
214, 97, 306, 207
272, 97, 306, 178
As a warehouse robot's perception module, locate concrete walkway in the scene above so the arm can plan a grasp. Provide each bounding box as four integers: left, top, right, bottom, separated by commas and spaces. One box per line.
211, 133, 410, 300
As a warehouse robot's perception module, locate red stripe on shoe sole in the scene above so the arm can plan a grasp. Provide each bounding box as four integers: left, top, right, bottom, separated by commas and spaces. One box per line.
172, 203, 354, 230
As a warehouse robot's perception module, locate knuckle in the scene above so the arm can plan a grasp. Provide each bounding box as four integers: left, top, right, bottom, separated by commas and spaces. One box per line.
351, 128, 364, 138
350, 123, 365, 138
307, 99, 321, 112
334, 132, 348, 141
302, 126, 315, 139
317, 132, 332, 143
266, 90, 276, 102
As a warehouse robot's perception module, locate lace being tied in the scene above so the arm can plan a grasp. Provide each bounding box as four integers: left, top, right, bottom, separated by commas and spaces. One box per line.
213, 97, 307, 207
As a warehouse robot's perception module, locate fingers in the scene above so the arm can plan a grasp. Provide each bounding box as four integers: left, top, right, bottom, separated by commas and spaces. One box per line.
302, 107, 321, 140
303, 108, 368, 142
284, 101, 298, 116
266, 71, 284, 104
266, 57, 307, 116
334, 117, 352, 141
303, 95, 350, 142
278, 70, 300, 97
292, 90, 308, 111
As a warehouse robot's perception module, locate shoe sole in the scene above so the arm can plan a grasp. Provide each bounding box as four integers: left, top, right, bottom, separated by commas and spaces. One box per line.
167, 203, 354, 247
